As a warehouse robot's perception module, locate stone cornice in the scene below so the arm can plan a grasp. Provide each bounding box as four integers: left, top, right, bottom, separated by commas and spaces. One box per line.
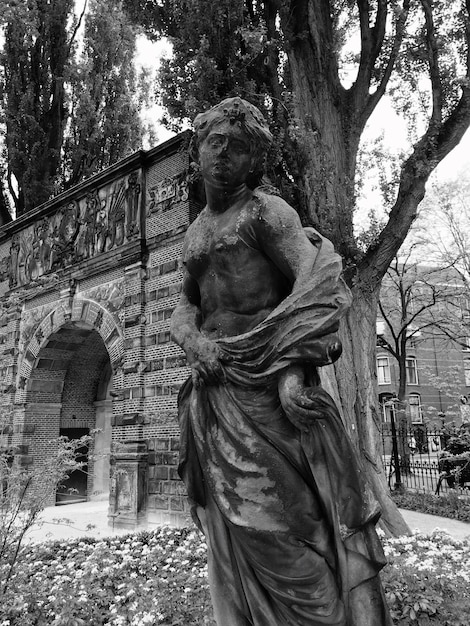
0, 132, 189, 243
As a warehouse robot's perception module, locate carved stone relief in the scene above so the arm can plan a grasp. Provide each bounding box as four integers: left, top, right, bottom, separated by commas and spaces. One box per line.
80, 279, 126, 325
20, 302, 57, 351
0, 256, 10, 283
147, 172, 189, 215
1, 171, 142, 289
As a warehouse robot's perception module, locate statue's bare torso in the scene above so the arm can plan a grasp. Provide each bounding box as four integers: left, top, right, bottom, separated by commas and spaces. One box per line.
183, 195, 292, 339
171, 118, 318, 386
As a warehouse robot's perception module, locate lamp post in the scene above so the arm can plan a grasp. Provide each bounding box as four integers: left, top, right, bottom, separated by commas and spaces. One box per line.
386, 397, 402, 490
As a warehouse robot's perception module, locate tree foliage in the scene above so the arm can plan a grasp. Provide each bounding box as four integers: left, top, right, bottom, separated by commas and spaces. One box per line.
61, 0, 150, 189
0, 0, 149, 216
0, 0, 75, 215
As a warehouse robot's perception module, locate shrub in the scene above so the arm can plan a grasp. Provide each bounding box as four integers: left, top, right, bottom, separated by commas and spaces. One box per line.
0, 435, 91, 598
382, 530, 470, 625
441, 424, 470, 456
391, 490, 470, 523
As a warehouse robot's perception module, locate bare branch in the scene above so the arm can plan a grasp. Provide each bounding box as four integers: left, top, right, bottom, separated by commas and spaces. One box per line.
360, 76, 470, 289
378, 298, 399, 348
67, 0, 88, 55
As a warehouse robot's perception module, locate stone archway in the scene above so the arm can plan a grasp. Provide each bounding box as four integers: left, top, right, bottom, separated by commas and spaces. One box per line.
23, 321, 115, 505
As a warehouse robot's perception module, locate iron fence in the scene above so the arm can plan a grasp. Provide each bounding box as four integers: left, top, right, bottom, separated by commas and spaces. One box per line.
380, 426, 470, 495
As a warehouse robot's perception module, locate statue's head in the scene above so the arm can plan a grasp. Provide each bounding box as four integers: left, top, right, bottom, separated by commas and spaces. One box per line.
190, 97, 273, 183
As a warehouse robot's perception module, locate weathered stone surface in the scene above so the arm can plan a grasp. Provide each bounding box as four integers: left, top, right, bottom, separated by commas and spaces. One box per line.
171, 98, 391, 625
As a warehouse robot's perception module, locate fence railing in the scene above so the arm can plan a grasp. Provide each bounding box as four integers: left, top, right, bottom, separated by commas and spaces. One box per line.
380, 426, 470, 495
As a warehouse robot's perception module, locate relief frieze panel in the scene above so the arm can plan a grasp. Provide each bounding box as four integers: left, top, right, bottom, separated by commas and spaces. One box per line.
147, 171, 189, 215
4, 171, 142, 289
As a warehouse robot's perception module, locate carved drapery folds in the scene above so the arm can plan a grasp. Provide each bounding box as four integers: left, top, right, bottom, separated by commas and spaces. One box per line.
4, 171, 142, 289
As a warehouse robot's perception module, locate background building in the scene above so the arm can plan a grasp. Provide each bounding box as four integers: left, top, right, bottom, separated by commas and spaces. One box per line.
376, 261, 470, 435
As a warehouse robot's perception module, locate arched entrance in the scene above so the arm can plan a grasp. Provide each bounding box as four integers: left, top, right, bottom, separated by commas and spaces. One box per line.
25, 321, 113, 505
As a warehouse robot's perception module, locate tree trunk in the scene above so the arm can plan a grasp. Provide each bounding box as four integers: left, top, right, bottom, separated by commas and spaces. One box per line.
280, 0, 358, 258
281, 0, 412, 536
287, 87, 410, 534
326, 284, 411, 536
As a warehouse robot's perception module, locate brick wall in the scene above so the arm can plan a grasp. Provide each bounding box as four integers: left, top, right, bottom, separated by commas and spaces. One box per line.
147, 436, 191, 526
0, 134, 200, 525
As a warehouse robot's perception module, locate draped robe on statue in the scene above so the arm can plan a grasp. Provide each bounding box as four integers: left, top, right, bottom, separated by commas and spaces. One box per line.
177, 228, 387, 626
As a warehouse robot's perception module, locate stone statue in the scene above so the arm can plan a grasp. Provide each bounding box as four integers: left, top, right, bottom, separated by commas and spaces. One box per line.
171, 97, 391, 626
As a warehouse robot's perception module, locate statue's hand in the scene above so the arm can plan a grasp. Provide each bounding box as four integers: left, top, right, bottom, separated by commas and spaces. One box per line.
279, 367, 335, 432
188, 336, 231, 388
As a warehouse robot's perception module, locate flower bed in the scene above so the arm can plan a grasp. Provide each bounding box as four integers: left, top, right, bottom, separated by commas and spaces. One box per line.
0, 528, 469, 625
382, 530, 470, 624
0, 528, 214, 626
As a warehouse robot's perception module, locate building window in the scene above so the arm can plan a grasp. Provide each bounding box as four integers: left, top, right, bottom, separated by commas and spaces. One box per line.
406, 357, 419, 385
157, 331, 171, 344
464, 358, 470, 386
406, 326, 421, 349
460, 296, 470, 321
377, 356, 391, 384
379, 393, 394, 423
409, 394, 423, 424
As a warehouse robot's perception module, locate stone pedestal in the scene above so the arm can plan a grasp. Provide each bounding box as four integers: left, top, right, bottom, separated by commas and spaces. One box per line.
109, 440, 148, 528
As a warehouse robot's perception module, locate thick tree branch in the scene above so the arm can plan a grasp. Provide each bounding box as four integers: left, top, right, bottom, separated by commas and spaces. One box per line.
360, 0, 411, 126
344, 0, 410, 163
281, 0, 343, 92
354, 0, 387, 98
359, 81, 470, 291
370, 0, 387, 60
421, 0, 443, 126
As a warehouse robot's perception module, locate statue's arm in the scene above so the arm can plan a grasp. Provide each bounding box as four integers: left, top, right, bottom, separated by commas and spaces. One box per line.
255, 195, 320, 288
278, 367, 312, 432
254, 196, 342, 425
170, 269, 203, 358
278, 366, 338, 430
170, 270, 228, 387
